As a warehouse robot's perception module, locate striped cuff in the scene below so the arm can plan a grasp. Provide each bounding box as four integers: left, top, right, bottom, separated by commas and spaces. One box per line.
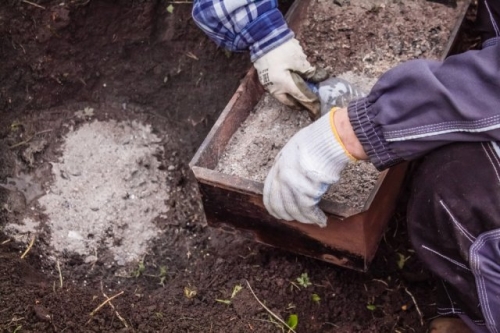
347, 97, 403, 170
483, 36, 500, 48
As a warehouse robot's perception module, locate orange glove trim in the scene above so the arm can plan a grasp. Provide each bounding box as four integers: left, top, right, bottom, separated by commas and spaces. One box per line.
329, 107, 357, 161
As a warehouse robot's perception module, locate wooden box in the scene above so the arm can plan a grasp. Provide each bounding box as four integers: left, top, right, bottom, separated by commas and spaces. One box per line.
190, 0, 470, 271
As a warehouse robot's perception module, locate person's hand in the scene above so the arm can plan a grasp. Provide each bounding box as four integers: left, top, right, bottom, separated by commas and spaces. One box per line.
263, 108, 359, 227
253, 38, 327, 119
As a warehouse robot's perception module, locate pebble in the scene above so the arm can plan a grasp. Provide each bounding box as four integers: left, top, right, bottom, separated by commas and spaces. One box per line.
68, 230, 84, 240
33, 304, 52, 322
85, 255, 98, 263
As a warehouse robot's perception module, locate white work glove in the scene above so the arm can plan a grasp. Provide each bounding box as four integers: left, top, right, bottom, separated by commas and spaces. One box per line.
253, 38, 327, 119
263, 109, 356, 227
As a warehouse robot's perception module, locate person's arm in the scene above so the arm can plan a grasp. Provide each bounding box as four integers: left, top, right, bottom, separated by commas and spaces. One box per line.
192, 0, 327, 118
263, 39, 500, 227
192, 0, 293, 61
348, 39, 500, 170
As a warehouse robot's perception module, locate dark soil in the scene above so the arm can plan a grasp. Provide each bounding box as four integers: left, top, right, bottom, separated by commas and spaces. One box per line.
301, 0, 469, 76
0, 1, 479, 333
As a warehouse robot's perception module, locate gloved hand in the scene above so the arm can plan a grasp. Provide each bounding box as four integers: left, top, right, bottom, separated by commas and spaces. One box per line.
317, 77, 367, 116
253, 38, 328, 119
263, 108, 356, 227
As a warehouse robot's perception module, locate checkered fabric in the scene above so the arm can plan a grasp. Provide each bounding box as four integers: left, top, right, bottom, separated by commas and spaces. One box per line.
192, 0, 294, 61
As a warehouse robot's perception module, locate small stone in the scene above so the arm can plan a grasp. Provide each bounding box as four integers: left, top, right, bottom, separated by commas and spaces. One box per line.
167, 165, 175, 171
84, 255, 97, 264
85, 255, 98, 263
334, 0, 348, 6
68, 166, 82, 176
68, 231, 83, 240
34, 304, 51, 322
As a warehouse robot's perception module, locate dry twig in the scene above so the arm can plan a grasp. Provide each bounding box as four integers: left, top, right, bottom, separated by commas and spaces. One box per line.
21, 0, 46, 9
89, 291, 124, 316
9, 129, 52, 149
185, 52, 199, 60
9, 135, 34, 149
405, 287, 424, 326
372, 279, 389, 287
86, 282, 129, 328
245, 280, 296, 333
56, 260, 63, 289
20, 235, 35, 259
102, 291, 129, 328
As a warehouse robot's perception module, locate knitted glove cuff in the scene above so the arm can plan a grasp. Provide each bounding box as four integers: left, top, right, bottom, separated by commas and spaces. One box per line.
301, 109, 352, 180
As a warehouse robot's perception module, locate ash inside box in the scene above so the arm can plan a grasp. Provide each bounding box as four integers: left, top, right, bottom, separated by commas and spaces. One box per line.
216, 72, 380, 211
216, 0, 464, 211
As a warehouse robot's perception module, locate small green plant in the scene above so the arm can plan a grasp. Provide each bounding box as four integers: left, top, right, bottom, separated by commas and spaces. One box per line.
144, 265, 168, 285
184, 286, 197, 299
286, 314, 298, 330
75, 107, 94, 119
132, 261, 145, 278
231, 284, 243, 298
216, 284, 243, 305
10, 121, 23, 132
311, 293, 321, 304
396, 253, 410, 269
296, 273, 312, 288
215, 298, 231, 305
166, 4, 174, 13
158, 266, 167, 286
366, 304, 377, 311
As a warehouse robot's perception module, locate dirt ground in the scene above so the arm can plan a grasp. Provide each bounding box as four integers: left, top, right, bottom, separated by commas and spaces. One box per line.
0, 1, 480, 332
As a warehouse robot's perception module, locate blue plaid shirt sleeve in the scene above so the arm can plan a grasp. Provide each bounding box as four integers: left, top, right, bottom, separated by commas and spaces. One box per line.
192, 0, 294, 61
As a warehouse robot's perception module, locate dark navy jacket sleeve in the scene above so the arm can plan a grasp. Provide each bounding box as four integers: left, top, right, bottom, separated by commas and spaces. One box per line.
348, 38, 500, 170
192, 0, 294, 61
